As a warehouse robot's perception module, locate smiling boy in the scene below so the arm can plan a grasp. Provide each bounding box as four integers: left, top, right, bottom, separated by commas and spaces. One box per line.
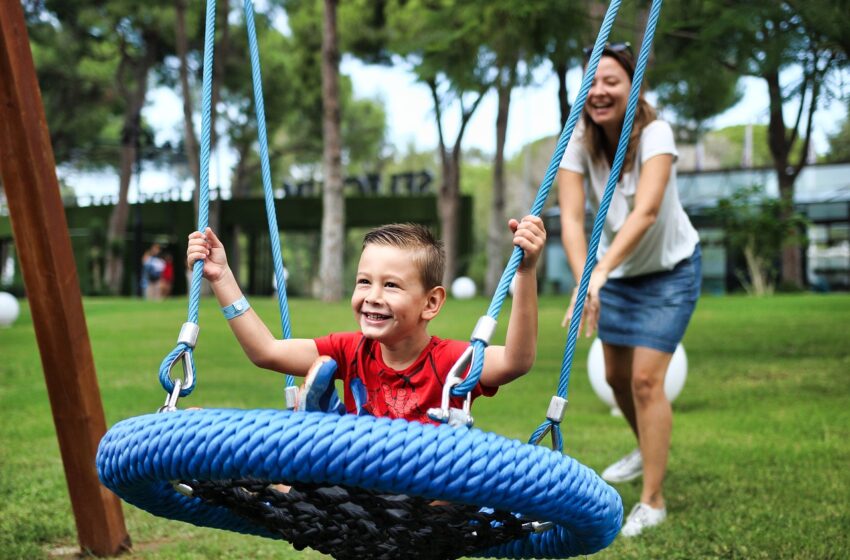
186, 218, 545, 424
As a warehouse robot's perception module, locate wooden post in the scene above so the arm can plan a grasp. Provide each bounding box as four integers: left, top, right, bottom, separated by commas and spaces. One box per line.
0, 3, 131, 556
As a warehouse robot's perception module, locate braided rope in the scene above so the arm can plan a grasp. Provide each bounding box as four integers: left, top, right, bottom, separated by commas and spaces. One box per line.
243, 0, 295, 387
455, 1, 664, 458
530, 0, 665, 450
158, 0, 217, 397
97, 409, 622, 557
159, 0, 297, 396
452, 0, 624, 398
556, 0, 664, 401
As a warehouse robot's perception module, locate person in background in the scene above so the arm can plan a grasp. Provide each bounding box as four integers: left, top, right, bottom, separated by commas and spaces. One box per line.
160, 253, 174, 298
142, 244, 165, 301
558, 42, 701, 537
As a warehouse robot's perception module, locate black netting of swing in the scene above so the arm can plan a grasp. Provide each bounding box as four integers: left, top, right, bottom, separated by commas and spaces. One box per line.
185, 478, 537, 559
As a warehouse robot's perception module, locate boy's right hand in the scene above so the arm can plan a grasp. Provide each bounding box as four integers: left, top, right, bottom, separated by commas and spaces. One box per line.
187, 227, 229, 283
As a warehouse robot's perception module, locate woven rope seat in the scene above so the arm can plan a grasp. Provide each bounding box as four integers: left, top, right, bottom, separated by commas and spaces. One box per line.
98, 409, 621, 558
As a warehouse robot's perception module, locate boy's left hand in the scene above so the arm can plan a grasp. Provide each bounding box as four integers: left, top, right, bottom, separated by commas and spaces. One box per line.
509, 215, 546, 271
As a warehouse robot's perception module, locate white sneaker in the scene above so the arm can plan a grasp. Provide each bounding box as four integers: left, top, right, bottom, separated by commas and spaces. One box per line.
601, 448, 643, 483
621, 502, 667, 537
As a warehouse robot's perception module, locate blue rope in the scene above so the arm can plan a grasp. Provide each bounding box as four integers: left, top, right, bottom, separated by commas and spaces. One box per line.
159, 0, 217, 397
452, 1, 665, 456
452, 0, 624, 399
159, 0, 298, 396
98, 408, 623, 557
529, 0, 665, 449
243, 0, 295, 388
557, 0, 664, 400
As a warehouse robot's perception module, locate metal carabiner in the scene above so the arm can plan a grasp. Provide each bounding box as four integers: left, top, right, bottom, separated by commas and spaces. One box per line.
158, 378, 183, 413
164, 347, 196, 394
427, 345, 475, 427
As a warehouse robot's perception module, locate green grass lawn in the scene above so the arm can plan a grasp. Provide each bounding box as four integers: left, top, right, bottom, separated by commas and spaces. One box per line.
1, 294, 848, 559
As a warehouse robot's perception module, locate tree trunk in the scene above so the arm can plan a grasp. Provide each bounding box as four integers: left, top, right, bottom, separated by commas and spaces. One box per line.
105, 52, 153, 295
427, 79, 488, 288
765, 69, 804, 288
318, 0, 344, 301
229, 139, 254, 284
439, 152, 460, 287
554, 58, 570, 131
175, 0, 200, 194
485, 73, 513, 295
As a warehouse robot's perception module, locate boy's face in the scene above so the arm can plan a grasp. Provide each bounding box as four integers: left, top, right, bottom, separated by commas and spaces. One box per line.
351, 244, 442, 346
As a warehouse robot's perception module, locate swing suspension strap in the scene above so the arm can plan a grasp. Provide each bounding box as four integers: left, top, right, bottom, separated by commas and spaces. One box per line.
448, 0, 664, 453
158, 0, 297, 402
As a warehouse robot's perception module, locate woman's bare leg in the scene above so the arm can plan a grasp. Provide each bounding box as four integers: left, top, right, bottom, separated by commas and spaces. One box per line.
603, 343, 637, 437
631, 346, 673, 509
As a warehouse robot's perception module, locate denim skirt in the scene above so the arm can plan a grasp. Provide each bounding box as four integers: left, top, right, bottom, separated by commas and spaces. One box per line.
598, 244, 702, 354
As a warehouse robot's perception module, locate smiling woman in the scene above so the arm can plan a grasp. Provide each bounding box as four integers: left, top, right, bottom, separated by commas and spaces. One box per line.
557, 43, 702, 538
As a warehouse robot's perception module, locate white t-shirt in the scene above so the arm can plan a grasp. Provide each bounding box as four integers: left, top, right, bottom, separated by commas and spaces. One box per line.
559, 120, 699, 278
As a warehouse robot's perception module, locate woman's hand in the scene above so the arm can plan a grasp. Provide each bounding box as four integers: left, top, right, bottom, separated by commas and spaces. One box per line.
561, 266, 609, 337
187, 227, 230, 283
582, 267, 608, 337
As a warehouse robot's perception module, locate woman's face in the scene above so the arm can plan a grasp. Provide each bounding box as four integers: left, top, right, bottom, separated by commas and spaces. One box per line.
585, 55, 631, 129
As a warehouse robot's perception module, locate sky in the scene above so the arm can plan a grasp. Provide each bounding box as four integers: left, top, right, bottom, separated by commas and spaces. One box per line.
62, 54, 848, 201
340, 57, 848, 158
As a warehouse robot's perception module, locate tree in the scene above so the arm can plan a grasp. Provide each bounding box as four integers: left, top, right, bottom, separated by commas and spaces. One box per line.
660, 0, 844, 288
652, 6, 742, 169
319, 0, 345, 301
29, 1, 177, 294
479, 0, 586, 295
24, 6, 121, 167
173, 0, 201, 200
386, 0, 493, 285
712, 185, 808, 295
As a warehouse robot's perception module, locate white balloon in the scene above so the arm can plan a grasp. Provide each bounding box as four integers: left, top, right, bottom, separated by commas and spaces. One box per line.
0, 292, 20, 328
587, 338, 687, 412
451, 276, 476, 299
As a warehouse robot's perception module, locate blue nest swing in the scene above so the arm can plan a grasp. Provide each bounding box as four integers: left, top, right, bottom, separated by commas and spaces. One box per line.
97, 0, 665, 557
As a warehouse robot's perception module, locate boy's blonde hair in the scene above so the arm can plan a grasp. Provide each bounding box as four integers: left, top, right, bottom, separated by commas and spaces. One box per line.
363, 223, 445, 290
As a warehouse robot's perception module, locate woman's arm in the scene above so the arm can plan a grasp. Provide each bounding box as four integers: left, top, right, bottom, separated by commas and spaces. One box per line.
580, 154, 673, 336
557, 169, 590, 328
594, 154, 673, 276
557, 169, 589, 282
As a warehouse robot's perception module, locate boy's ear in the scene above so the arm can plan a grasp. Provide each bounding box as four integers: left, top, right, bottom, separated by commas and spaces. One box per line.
421, 285, 446, 321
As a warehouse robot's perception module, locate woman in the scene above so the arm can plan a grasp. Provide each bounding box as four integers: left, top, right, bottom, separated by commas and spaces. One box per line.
558, 43, 701, 537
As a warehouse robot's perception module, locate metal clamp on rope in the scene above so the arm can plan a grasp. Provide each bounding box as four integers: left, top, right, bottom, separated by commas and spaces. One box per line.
284, 385, 299, 410
546, 396, 568, 424
172, 482, 195, 497
470, 315, 498, 345
162, 323, 199, 395
178, 322, 200, 348
427, 345, 474, 428
531, 396, 568, 449
158, 379, 183, 413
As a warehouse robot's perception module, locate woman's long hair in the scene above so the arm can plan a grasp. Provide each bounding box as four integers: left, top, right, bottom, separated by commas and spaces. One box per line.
582, 48, 656, 175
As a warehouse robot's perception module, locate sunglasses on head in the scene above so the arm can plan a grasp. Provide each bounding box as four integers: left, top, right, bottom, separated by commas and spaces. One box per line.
583, 41, 633, 59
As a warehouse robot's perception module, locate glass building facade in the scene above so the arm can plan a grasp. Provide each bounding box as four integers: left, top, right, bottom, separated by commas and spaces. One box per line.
543, 162, 850, 294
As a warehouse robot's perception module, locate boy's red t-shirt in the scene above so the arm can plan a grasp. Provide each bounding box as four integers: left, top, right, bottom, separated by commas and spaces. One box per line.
314, 332, 497, 425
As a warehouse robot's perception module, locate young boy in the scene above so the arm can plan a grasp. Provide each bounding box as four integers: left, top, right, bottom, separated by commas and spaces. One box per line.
186, 218, 546, 424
